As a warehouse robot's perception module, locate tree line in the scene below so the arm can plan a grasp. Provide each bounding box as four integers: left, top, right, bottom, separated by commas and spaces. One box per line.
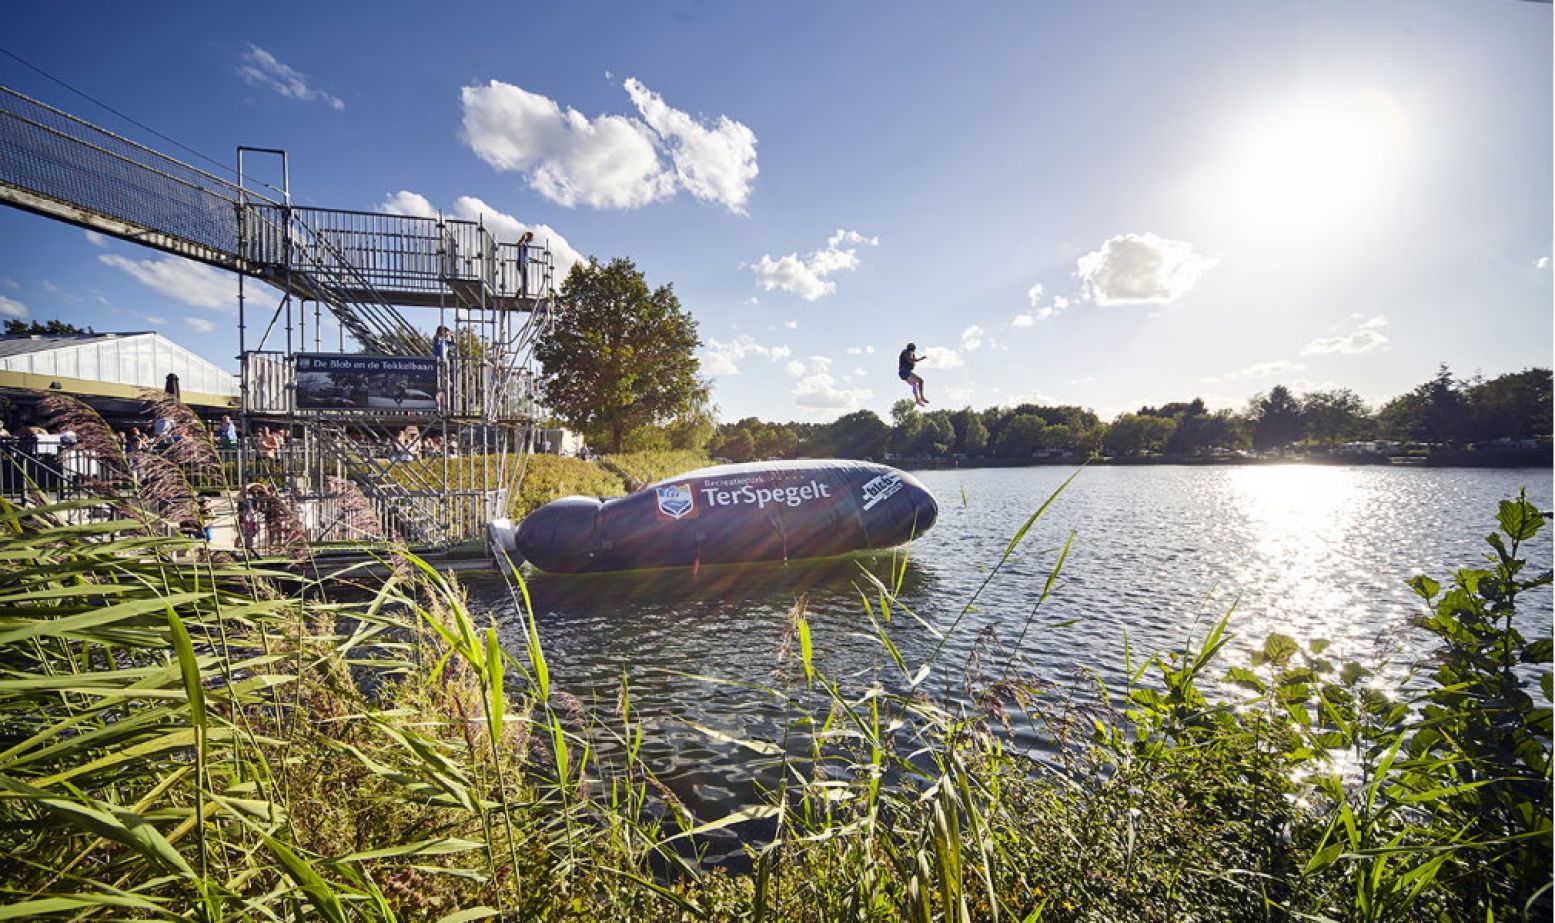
706, 366, 1551, 463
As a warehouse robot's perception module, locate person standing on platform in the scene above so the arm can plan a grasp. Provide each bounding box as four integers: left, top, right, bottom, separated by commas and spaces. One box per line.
518, 230, 535, 296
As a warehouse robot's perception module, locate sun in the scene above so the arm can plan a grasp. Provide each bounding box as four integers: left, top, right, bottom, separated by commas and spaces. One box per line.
1216, 89, 1410, 241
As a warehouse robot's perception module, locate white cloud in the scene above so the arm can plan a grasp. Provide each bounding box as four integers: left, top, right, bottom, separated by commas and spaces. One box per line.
143, 314, 168, 326
379, 190, 585, 282
1077, 232, 1217, 306
0, 295, 27, 318
1031, 295, 1073, 322
1, 277, 17, 291
462, 80, 669, 209
461, 78, 756, 212
380, 191, 436, 217
961, 325, 986, 351
83, 230, 106, 247
622, 78, 759, 214
1302, 315, 1389, 355
700, 335, 792, 377
784, 320, 798, 330
237, 45, 344, 110
845, 345, 876, 355
1240, 359, 1304, 378
1534, 256, 1549, 270
746, 297, 760, 305
790, 355, 872, 411
920, 346, 963, 370
183, 316, 217, 333
1069, 376, 1096, 385
99, 255, 234, 311
1011, 314, 1034, 327
1026, 283, 1044, 307
750, 229, 878, 301
1205, 359, 1304, 384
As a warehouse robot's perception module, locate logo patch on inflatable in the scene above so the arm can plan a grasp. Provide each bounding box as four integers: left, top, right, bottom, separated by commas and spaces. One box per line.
860, 473, 903, 511
654, 483, 698, 520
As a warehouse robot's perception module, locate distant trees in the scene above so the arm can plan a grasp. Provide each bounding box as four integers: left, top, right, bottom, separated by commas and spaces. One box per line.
671, 365, 1549, 465
4, 319, 90, 336
534, 258, 706, 453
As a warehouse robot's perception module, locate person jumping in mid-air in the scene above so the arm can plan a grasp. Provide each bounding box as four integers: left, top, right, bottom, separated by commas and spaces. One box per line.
899, 342, 928, 405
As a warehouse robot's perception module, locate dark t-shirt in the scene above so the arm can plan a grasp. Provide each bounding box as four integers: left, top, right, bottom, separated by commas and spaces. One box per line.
898, 348, 918, 377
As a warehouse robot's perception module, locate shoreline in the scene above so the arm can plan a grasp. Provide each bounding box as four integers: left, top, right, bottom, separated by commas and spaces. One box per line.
892, 450, 1552, 471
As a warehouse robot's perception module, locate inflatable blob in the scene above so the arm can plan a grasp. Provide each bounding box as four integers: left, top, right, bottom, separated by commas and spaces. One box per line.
511, 459, 938, 574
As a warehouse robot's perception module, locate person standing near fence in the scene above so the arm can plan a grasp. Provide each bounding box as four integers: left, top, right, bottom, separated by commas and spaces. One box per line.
518, 230, 535, 296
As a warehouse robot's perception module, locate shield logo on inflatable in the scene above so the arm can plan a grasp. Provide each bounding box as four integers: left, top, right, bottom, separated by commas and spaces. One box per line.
654, 483, 697, 520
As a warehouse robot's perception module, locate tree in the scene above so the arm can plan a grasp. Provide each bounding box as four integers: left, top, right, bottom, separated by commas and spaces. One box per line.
996, 414, 1048, 458
534, 258, 705, 453
1465, 368, 1552, 441
1300, 389, 1374, 447
821, 410, 889, 459
4, 319, 91, 336
949, 407, 989, 455
1249, 385, 1304, 452
1104, 413, 1176, 457
1417, 365, 1467, 445
664, 398, 718, 452
908, 411, 955, 457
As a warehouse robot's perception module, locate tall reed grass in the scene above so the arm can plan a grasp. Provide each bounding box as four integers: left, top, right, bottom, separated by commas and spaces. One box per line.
0, 460, 1547, 920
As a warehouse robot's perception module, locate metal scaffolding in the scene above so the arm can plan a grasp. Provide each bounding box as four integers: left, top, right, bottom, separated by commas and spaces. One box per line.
0, 85, 554, 548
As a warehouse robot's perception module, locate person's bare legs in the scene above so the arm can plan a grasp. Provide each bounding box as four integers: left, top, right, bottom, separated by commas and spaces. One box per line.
910, 374, 928, 405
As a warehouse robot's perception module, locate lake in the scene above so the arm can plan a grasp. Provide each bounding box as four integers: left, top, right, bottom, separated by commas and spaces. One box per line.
464, 465, 1552, 836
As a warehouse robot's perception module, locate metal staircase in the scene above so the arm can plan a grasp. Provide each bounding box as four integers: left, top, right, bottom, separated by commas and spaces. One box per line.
313, 425, 455, 547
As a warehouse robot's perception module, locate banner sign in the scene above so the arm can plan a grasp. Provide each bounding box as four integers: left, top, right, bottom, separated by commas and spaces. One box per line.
295, 353, 439, 411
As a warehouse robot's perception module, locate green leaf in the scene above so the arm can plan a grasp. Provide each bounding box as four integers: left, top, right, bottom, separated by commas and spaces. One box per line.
164, 604, 206, 731
484, 627, 504, 741
261, 833, 348, 923
342, 838, 487, 862
797, 614, 814, 684
434, 909, 501, 923
0, 774, 194, 878
1498, 493, 1544, 542
1407, 575, 1440, 601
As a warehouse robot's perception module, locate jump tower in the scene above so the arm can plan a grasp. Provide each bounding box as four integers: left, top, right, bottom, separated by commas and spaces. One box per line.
0, 86, 552, 547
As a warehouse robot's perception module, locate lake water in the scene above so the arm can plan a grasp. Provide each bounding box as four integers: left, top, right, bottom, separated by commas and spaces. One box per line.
465, 465, 1552, 832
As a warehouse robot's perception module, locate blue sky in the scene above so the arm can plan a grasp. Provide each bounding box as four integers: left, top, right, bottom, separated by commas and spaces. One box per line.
2, 1, 1550, 423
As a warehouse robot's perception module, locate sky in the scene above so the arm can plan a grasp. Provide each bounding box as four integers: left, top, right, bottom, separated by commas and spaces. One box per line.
1, 1, 1550, 424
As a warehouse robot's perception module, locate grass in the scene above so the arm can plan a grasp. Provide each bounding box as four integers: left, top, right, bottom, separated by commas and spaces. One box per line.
0, 467, 1548, 920
597, 450, 713, 491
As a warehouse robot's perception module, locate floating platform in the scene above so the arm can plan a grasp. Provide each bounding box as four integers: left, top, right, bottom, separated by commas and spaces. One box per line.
501, 459, 939, 574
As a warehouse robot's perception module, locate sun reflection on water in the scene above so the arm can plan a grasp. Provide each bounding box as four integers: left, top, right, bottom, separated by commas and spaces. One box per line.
1227, 465, 1366, 652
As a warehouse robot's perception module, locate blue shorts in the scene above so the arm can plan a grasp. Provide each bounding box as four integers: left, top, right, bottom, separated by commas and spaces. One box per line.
899, 370, 913, 381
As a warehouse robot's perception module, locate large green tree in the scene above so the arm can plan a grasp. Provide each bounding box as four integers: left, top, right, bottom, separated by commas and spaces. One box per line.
534, 258, 706, 453
1249, 385, 1305, 452
1300, 389, 1374, 447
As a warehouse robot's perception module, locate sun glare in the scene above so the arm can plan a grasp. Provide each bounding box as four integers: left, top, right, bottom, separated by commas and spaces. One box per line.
1218, 89, 1410, 240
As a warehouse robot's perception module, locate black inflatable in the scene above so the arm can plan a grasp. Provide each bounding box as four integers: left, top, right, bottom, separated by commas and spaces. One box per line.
512, 459, 938, 574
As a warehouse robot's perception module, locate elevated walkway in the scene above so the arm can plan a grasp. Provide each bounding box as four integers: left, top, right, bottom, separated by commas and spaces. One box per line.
0, 86, 553, 356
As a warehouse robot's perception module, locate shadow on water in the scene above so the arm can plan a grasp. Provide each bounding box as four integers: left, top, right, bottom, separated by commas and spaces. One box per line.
461, 552, 946, 866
